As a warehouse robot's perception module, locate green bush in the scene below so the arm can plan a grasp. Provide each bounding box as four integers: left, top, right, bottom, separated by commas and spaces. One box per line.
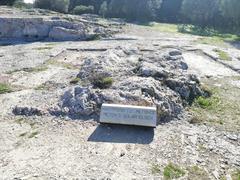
72, 5, 94, 15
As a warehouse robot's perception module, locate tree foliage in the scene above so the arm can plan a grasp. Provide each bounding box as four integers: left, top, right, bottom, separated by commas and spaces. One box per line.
72, 5, 94, 15
0, 0, 17, 6
181, 0, 220, 28
34, 0, 69, 13
220, 0, 240, 27
3, 0, 238, 33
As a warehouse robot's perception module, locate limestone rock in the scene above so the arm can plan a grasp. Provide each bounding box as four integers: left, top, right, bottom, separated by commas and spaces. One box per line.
60, 87, 102, 117
59, 47, 204, 122
49, 26, 86, 41
13, 106, 43, 116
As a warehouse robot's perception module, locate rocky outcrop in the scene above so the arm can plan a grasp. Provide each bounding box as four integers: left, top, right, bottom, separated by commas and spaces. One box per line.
0, 17, 89, 41
13, 106, 43, 116
56, 47, 205, 122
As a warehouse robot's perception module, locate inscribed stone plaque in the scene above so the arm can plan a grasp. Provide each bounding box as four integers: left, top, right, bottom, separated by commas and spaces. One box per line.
100, 104, 157, 127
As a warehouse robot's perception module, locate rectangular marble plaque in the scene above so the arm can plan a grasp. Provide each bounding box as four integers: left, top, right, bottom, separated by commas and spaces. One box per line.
100, 104, 157, 127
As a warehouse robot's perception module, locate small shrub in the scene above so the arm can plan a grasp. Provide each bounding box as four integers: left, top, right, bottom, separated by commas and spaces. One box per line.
194, 96, 220, 109
91, 73, 113, 89
189, 115, 202, 124
0, 83, 12, 94
72, 5, 94, 15
195, 96, 212, 108
163, 163, 185, 180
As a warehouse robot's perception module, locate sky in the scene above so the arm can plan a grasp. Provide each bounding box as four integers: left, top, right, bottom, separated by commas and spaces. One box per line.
24, 0, 34, 3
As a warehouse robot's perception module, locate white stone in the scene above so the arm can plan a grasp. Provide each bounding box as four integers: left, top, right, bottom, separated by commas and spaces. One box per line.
100, 104, 157, 127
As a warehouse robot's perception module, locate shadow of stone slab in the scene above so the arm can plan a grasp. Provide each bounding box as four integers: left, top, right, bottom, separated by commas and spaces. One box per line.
88, 124, 154, 144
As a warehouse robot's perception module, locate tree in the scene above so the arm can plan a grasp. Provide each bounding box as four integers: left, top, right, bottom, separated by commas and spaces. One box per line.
181, 0, 220, 28
220, 0, 240, 28
72, 5, 94, 15
157, 0, 183, 23
108, 0, 162, 21
34, 0, 69, 13
0, 0, 17, 6
99, 1, 108, 18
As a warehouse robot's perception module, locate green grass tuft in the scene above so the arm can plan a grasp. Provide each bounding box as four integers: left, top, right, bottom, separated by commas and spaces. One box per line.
28, 131, 39, 138
194, 96, 220, 109
15, 118, 25, 124
0, 83, 12, 94
163, 163, 185, 180
151, 164, 161, 175
19, 132, 28, 137
232, 170, 240, 180
214, 49, 232, 61
34, 46, 53, 51
142, 22, 178, 33
187, 166, 209, 180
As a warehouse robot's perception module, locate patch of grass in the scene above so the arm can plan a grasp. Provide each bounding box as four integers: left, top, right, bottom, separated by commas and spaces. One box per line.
142, 22, 178, 33
0, 83, 12, 94
151, 164, 161, 175
19, 132, 28, 137
232, 170, 240, 180
15, 118, 25, 124
196, 37, 227, 47
6, 66, 48, 74
28, 131, 39, 138
70, 77, 80, 84
189, 77, 240, 131
34, 84, 48, 91
29, 122, 37, 128
187, 166, 209, 180
163, 163, 185, 180
198, 144, 207, 151
177, 24, 239, 47
189, 116, 203, 124
34, 46, 53, 51
194, 96, 220, 109
214, 49, 232, 61
23, 66, 48, 73
45, 59, 77, 70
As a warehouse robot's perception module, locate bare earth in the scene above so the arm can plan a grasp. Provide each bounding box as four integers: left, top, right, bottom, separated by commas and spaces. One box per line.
0, 8, 240, 180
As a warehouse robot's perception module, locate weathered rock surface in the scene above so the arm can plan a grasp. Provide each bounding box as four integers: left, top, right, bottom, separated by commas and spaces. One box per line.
0, 17, 88, 41
57, 47, 204, 122
13, 106, 43, 116
0, 8, 120, 41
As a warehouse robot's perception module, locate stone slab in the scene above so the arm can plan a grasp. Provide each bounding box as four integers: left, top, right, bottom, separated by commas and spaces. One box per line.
100, 104, 157, 127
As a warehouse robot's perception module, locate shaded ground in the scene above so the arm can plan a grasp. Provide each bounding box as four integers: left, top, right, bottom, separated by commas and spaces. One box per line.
0, 8, 240, 180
